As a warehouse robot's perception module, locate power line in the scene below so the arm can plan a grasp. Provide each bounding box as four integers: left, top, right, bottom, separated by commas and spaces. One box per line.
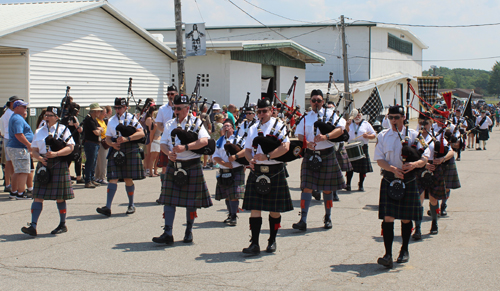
240, 0, 326, 24
350, 55, 500, 62
351, 19, 500, 28
193, 0, 215, 48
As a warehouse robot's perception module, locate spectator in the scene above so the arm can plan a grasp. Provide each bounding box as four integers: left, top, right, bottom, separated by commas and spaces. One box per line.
146, 110, 161, 177
210, 103, 221, 131
227, 104, 237, 125
211, 113, 224, 147
0, 96, 21, 194
7, 100, 33, 200
95, 106, 109, 184
200, 104, 213, 169
143, 103, 157, 177
82, 103, 104, 188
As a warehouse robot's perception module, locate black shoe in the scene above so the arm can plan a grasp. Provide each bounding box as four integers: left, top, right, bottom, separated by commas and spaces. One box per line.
427, 210, 441, 217
484, 147, 486, 150
377, 254, 393, 269
21, 223, 37, 236
333, 192, 340, 201
476, 148, 482, 150
51, 224, 67, 234
126, 205, 136, 214
292, 220, 307, 231
430, 220, 438, 235
96, 206, 111, 217
412, 228, 422, 240
183, 231, 193, 243
266, 241, 276, 253
324, 215, 332, 229
311, 190, 321, 201
358, 183, 364, 191
242, 243, 260, 255
152, 231, 174, 245
441, 203, 448, 216
345, 185, 351, 191
397, 250, 410, 263
223, 214, 231, 224
16, 193, 32, 200
228, 217, 237, 226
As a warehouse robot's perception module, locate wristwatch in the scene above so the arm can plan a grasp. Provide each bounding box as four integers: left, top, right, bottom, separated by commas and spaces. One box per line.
326, 134, 330, 140
127, 136, 131, 142
266, 154, 271, 161
185, 144, 189, 151
235, 154, 239, 159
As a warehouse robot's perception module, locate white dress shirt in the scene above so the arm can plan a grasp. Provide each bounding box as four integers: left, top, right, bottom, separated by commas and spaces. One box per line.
32, 122, 75, 154
160, 115, 210, 160
156, 103, 174, 128
475, 116, 492, 129
244, 117, 290, 165
295, 108, 345, 150
0, 108, 13, 138
213, 135, 243, 169
348, 119, 376, 145
105, 112, 143, 139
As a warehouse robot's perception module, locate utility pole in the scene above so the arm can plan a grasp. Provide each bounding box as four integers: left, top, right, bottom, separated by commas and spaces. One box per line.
341, 15, 351, 113
174, 0, 185, 95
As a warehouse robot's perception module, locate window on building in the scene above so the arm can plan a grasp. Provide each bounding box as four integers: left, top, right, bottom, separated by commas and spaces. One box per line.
388, 33, 412, 55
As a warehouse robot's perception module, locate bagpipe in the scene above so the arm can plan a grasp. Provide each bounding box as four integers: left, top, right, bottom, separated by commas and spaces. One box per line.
235, 92, 250, 127
224, 98, 256, 165
115, 78, 143, 141
313, 93, 352, 143
45, 86, 74, 153
251, 106, 304, 163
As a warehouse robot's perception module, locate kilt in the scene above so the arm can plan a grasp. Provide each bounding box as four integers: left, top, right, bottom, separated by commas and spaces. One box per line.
443, 157, 461, 189
416, 166, 447, 200
243, 165, 293, 213
350, 144, 373, 173
478, 128, 489, 140
336, 143, 353, 172
106, 142, 145, 181
215, 166, 245, 200
158, 160, 212, 208
300, 148, 346, 191
379, 177, 422, 221
157, 151, 169, 167
33, 158, 74, 200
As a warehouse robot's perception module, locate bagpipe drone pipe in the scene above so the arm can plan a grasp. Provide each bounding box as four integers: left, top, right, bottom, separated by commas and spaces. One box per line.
115, 78, 146, 143
224, 119, 256, 165
313, 94, 352, 143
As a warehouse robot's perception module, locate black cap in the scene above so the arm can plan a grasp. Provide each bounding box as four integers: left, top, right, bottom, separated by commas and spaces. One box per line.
327, 101, 334, 105
173, 94, 189, 105
310, 89, 323, 97
388, 105, 404, 115
6, 96, 21, 105
115, 98, 127, 107
245, 106, 255, 113
257, 98, 272, 109
167, 84, 178, 92
418, 112, 430, 120
222, 118, 234, 128
46, 106, 59, 116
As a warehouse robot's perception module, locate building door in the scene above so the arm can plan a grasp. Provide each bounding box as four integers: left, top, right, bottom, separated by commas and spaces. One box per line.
261, 64, 276, 100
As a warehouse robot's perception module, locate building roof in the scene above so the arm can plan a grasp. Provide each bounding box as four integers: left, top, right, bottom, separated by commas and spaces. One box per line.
164, 40, 326, 64
0, 0, 176, 59
375, 24, 428, 50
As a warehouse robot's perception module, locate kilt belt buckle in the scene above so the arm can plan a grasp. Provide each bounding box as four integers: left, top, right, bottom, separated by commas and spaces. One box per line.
387, 179, 405, 201
255, 174, 271, 195
36, 165, 51, 185
218, 169, 234, 186
173, 162, 188, 187
113, 150, 126, 166
259, 166, 269, 173
308, 152, 322, 172
420, 170, 435, 188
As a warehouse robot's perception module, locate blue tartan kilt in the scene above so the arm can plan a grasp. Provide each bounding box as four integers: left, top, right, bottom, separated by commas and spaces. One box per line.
215, 166, 246, 200
106, 142, 145, 181
243, 165, 293, 213
336, 143, 353, 172
33, 158, 74, 201
350, 144, 373, 173
443, 157, 461, 189
158, 161, 212, 208
379, 177, 422, 221
300, 148, 346, 191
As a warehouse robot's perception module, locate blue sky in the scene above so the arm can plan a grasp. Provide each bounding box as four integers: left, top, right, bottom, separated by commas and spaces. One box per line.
2, 0, 500, 71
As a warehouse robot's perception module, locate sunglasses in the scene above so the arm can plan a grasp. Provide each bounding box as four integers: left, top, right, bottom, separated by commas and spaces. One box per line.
246, 112, 255, 115
173, 106, 185, 111
44, 114, 56, 117
222, 124, 233, 128
257, 109, 269, 114
311, 98, 323, 103
387, 115, 401, 120
166, 93, 176, 96
418, 121, 429, 125
114, 106, 123, 110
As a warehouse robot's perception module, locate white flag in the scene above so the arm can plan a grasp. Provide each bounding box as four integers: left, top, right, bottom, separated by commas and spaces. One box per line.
185, 23, 206, 57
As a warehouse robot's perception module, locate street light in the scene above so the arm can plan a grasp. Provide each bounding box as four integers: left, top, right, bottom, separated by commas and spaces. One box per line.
430, 65, 437, 76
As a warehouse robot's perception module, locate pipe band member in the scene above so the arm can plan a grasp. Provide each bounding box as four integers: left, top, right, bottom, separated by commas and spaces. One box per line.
241, 97, 293, 255
96, 98, 145, 217
346, 109, 377, 191
153, 94, 212, 245
475, 109, 492, 150
156, 85, 178, 184
294, 89, 346, 231
373, 105, 429, 268
22, 106, 75, 236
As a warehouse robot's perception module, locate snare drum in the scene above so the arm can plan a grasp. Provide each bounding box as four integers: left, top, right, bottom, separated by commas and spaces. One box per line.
345, 142, 365, 161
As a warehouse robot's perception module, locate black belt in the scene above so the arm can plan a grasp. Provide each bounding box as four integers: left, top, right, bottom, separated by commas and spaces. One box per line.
168, 158, 199, 169
254, 163, 284, 175
220, 166, 242, 173
85, 140, 100, 144
382, 170, 415, 181
305, 147, 334, 156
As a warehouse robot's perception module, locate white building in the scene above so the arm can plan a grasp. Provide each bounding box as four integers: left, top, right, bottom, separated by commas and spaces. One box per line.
150, 23, 427, 118
0, 0, 175, 112
163, 40, 325, 110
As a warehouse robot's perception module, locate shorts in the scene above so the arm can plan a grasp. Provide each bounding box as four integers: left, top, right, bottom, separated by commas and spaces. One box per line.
2, 138, 11, 162
151, 140, 161, 153
7, 147, 31, 173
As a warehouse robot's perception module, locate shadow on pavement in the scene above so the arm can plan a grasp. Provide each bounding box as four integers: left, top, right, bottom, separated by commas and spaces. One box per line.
67, 213, 128, 221
193, 220, 232, 229
195, 251, 272, 263
0, 233, 53, 241
330, 263, 397, 277
113, 241, 193, 252
362, 205, 379, 211
117, 202, 158, 207
280, 227, 329, 236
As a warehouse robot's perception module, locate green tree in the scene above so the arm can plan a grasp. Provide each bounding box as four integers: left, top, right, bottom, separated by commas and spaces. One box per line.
488, 61, 500, 95
442, 76, 457, 89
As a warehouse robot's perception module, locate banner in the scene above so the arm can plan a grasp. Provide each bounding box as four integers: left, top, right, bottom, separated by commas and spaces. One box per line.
417, 77, 440, 110
361, 86, 384, 124
185, 23, 206, 57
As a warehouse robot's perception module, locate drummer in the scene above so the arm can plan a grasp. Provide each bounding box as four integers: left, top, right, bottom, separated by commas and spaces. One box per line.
345, 109, 376, 191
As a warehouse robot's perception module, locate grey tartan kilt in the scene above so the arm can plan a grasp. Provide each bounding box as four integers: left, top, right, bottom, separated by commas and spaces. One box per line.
350, 144, 373, 173
478, 128, 489, 140
34, 158, 74, 200
379, 177, 422, 221
106, 142, 145, 181
158, 161, 212, 208
416, 166, 448, 200
444, 157, 461, 189
336, 143, 353, 172
243, 165, 293, 213
215, 166, 245, 200
300, 148, 346, 191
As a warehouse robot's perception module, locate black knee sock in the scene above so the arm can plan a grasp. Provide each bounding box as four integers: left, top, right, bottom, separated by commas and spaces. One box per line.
359, 173, 366, 187
249, 217, 262, 246
401, 221, 413, 252
382, 221, 394, 256
268, 215, 281, 243
346, 171, 354, 186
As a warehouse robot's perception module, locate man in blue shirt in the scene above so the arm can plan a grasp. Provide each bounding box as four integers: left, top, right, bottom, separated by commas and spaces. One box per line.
7, 100, 33, 200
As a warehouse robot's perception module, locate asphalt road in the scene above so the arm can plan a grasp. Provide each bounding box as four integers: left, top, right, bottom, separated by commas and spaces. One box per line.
1, 126, 499, 290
